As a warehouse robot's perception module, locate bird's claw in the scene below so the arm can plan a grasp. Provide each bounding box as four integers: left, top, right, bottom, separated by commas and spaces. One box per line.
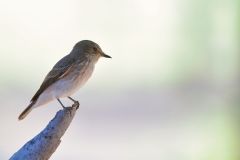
72, 101, 80, 109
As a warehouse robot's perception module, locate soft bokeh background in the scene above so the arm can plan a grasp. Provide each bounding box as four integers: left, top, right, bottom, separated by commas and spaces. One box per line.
0, 0, 239, 159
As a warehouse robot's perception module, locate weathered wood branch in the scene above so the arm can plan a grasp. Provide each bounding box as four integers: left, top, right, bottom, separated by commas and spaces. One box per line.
10, 103, 79, 160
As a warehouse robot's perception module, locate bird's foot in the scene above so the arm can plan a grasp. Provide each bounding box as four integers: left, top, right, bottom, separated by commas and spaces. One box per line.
72, 101, 80, 110
68, 96, 80, 109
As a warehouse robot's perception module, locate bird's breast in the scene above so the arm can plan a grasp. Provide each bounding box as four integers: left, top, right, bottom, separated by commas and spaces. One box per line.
74, 61, 95, 87
54, 60, 95, 98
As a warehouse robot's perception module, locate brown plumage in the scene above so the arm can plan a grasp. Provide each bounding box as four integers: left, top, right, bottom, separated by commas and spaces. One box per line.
18, 40, 111, 120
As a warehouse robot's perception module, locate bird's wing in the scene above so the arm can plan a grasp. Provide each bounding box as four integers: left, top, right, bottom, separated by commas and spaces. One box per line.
31, 55, 76, 102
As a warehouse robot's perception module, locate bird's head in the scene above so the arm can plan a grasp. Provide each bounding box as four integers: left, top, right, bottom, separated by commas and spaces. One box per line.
72, 40, 111, 59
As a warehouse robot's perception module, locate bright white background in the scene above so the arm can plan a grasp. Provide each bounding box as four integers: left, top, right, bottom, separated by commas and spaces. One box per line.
0, 0, 239, 159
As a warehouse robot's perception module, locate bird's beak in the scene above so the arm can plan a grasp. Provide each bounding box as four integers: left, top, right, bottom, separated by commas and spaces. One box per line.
101, 52, 112, 58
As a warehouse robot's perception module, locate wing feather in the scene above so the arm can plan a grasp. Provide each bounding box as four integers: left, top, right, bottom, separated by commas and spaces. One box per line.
30, 55, 76, 102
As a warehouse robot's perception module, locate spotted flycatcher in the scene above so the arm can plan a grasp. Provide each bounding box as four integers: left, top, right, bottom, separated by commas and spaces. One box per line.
18, 40, 111, 120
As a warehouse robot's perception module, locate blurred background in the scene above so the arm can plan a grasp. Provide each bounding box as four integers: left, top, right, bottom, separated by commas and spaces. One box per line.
0, 0, 239, 159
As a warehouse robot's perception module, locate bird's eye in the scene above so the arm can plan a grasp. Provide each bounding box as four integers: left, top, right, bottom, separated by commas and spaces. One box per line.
93, 47, 97, 52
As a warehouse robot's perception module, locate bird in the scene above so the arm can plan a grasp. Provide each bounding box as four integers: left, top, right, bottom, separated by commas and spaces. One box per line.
18, 40, 111, 120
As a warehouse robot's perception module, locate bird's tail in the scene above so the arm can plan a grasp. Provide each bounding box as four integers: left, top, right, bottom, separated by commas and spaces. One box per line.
18, 101, 35, 120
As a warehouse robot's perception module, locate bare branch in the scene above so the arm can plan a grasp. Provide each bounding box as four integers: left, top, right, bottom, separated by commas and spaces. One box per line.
10, 103, 79, 160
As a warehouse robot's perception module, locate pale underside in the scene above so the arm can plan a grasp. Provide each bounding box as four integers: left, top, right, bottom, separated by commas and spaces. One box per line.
33, 60, 95, 108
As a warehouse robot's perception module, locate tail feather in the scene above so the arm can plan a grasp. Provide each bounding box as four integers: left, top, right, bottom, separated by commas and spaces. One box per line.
18, 102, 35, 120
